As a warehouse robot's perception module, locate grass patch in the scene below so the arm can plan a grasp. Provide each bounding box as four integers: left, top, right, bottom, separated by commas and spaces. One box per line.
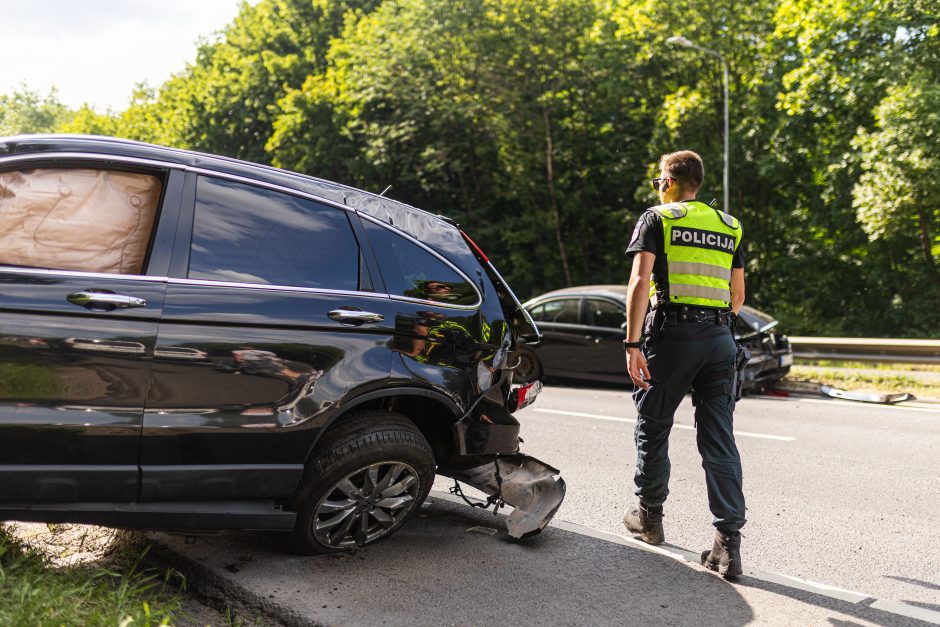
795, 359, 940, 373
0, 526, 184, 626
787, 366, 934, 396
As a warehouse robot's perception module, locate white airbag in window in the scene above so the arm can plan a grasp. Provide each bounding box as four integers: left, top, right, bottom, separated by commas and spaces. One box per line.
0, 168, 162, 275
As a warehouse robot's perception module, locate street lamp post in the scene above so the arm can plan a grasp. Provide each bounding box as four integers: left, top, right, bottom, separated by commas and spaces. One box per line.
666, 36, 729, 214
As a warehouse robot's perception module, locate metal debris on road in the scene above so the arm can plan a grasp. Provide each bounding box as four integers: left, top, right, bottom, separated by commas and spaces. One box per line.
774, 380, 915, 404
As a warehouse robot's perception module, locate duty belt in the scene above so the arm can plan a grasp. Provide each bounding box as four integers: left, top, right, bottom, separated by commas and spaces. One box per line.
661, 305, 733, 326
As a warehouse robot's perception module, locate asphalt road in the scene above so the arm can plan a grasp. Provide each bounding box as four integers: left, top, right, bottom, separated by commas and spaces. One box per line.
148, 383, 940, 625
151, 496, 930, 626
474, 385, 940, 611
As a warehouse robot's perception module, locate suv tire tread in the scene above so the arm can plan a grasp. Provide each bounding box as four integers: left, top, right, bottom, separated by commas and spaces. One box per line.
289, 411, 435, 554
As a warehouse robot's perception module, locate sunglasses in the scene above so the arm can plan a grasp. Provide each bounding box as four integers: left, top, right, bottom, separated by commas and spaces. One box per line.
650, 177, 671, 192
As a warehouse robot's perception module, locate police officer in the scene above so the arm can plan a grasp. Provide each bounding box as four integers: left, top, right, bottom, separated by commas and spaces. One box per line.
622, 150, 747, 580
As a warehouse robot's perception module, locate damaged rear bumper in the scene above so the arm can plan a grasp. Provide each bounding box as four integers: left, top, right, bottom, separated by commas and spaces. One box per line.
442, 454, 566, 539
442, 380, 564, 538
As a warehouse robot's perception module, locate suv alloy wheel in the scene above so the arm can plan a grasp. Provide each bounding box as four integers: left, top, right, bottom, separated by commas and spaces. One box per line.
289, 412, 435, 554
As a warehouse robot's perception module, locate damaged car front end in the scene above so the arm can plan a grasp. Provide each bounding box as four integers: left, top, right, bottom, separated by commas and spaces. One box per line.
734, 305, 793, 393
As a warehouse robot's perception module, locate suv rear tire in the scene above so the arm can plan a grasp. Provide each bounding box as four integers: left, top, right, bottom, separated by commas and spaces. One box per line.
289, 411, 435, 554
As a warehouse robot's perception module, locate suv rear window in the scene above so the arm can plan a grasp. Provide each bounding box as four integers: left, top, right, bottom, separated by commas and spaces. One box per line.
362, 219, 477, 305
0, 167, 162, 275
189, 176, 359, 290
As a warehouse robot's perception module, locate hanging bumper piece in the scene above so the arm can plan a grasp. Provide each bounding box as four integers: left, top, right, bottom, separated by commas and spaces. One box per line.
448, 453, 566, 539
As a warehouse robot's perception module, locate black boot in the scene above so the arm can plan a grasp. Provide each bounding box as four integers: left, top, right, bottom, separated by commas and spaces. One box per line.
623, 502, 664, 545
701, 529, 743, 580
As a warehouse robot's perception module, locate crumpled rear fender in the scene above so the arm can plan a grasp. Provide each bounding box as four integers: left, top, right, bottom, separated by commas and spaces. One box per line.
445, 454, 566, 539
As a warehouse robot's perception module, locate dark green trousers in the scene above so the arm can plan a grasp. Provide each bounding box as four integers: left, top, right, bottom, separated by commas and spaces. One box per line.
632, 321, 746, 534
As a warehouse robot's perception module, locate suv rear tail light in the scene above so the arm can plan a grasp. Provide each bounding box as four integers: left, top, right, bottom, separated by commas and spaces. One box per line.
508, 380, 542, 413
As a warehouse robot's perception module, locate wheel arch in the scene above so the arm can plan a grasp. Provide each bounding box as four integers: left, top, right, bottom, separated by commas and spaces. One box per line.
304, 388, 463, 467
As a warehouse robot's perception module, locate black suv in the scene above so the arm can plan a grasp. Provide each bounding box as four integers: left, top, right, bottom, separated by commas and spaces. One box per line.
0, 135, 564, 553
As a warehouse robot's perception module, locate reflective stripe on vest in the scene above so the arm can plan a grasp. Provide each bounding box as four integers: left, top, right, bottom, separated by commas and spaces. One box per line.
668, 261, 732, 281
651, 201, 741, 309
669, 283, 732, 303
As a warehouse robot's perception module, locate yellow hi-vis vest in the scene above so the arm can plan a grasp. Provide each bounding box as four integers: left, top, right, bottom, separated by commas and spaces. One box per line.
651, 201, 742, 309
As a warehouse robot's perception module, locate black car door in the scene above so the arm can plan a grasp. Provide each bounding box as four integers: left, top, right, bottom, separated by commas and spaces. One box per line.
584, 297, 628, 382
140, 174, 395, 501
0, 162, 181, 502
528, 297, 596, 379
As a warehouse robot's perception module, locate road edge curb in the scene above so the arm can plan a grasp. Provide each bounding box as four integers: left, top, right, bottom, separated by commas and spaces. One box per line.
144, 532, 317, 627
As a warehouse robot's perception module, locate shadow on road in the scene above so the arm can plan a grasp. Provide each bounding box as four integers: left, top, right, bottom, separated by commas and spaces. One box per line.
152, 497, 755, 626
146, 496, 935, 626
732, 576, 931, 626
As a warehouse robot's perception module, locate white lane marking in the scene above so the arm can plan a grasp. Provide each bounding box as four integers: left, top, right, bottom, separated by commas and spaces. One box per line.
532, 407, 642, 423
753, 569, 869, 604
870, 599, 940, 625
770, 396, 940, 415
531, 407, 795, 441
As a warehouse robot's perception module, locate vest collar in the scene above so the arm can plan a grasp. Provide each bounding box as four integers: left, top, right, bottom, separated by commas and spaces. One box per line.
651, 201, 739, 230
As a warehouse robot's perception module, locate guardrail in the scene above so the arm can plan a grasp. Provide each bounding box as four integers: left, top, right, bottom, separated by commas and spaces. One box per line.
789, 337, 940, 365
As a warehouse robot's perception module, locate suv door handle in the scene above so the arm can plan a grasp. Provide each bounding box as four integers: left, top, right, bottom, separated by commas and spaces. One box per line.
328, 309, 385, 325
67, 291, 147, 309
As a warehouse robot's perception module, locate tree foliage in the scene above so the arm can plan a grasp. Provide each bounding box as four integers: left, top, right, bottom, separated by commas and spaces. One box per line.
3, 0, 938, 337
0, 87, 70, 135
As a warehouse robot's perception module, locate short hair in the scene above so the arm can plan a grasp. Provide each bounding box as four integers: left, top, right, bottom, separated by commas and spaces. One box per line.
659, 150, 704, 192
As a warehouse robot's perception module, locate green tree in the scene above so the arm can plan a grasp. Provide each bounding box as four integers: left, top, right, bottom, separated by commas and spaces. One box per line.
854, 80, 940, 274
56, 105, 119, 136
273, 0, 656, 297
762, 0, 940, 335
6, 0, 934, 337
611, 0, 800, 321
0, 87, 70, 135
123, 0, 381, 161
611, 0, 939, 336
852, 77, 940, 331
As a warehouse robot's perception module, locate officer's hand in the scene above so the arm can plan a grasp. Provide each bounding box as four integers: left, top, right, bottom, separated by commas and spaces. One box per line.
626, 348, 651, 390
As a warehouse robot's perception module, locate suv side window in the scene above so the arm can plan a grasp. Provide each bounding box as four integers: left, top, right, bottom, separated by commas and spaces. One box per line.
0, 167, 162, 275
586, 298, 624, 329
362, 219, 477, 305
189, 176, 359, 290
529, 299, 580, 324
